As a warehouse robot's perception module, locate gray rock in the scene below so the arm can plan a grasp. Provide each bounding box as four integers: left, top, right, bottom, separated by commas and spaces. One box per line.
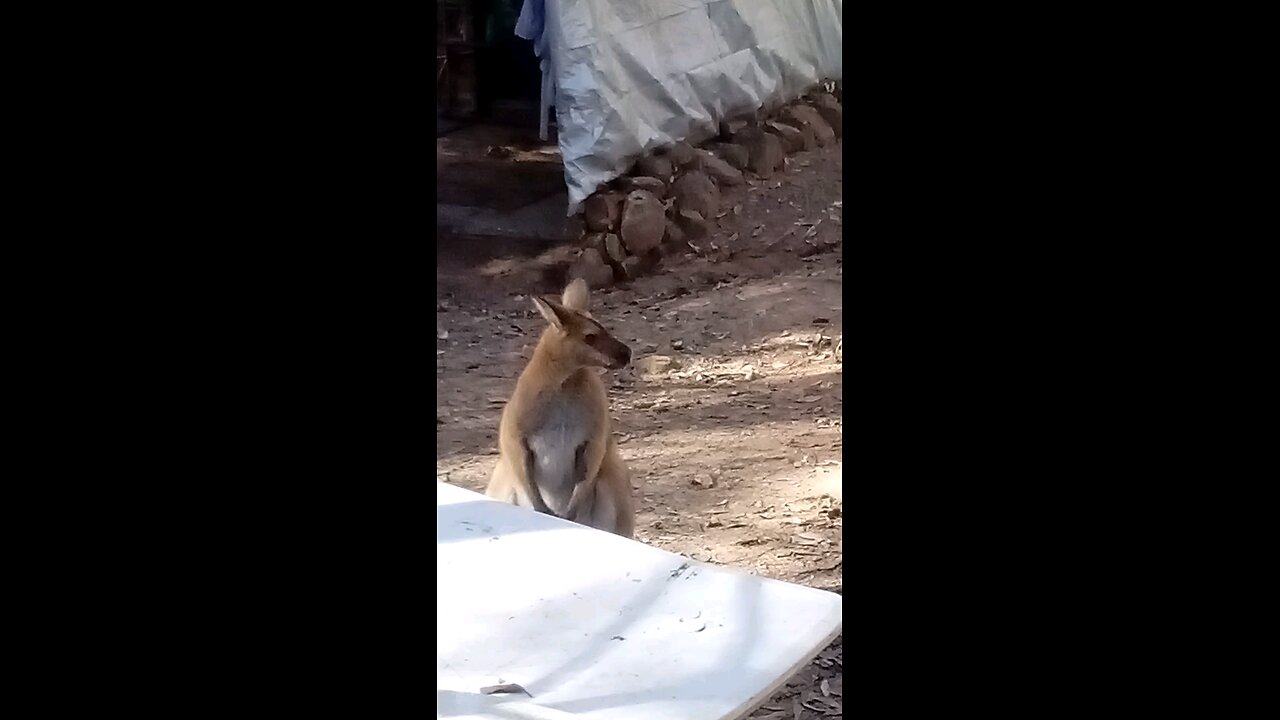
672, 170, 720, 220
634, 155, 674, 182
695, 150, 744, 186
811, 91, 839, 108
708, 142, 749, 170
765, 121, 806, 152
746, 131, 785, 176
664, 141, 697, 167
677, 209, 709, 240
583, 231, 606, 253
584, 192, 624, 232
619, 190, 666, 255
604, 233, 627, 266
718, 114, 758, 142
568, 247, 614, 288
621, 175, 668, 197
622, 255, 644, 280
664, 218, 685, 248
781, 105, 835, 147
811, 94, 842, 138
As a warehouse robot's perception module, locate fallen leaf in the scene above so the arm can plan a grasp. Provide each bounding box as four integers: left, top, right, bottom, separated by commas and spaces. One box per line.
802, 698, 837, 713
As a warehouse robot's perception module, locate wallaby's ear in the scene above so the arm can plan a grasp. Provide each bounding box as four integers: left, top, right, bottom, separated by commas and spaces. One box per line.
562, 278, 590, 312
531, 295, 573, 329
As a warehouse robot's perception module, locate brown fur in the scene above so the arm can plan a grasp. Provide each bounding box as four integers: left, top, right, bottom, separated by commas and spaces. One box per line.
485, 279, 636, 538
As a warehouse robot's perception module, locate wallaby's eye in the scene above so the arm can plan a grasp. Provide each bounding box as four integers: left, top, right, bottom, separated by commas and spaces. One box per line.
583, 332, 598, 343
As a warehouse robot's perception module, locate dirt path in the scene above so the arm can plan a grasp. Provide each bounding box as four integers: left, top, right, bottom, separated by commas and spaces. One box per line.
437, 140, 843, 718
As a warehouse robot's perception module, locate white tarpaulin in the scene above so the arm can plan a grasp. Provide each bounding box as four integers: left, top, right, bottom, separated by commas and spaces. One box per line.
520, 0, 843, 215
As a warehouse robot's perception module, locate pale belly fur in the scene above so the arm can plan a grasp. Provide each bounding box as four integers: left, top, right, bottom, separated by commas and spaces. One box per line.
525, 393, 593, 515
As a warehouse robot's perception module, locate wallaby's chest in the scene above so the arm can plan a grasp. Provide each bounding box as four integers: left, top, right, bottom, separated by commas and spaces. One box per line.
526, 392, 594, 460
525, 391, 597, 509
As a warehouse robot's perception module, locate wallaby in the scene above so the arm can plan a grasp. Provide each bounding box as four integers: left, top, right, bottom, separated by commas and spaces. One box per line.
486, 279, 636, 538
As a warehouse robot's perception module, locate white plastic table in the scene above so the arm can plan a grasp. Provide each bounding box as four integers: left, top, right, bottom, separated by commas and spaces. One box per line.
437, 482, 842, 720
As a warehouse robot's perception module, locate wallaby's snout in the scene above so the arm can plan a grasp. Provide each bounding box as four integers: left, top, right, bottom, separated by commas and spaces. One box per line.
583, 328, 630, 369
606, 339, 631, 369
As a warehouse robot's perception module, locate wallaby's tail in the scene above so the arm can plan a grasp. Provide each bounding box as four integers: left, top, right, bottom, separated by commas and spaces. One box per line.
562, 278, 590, 311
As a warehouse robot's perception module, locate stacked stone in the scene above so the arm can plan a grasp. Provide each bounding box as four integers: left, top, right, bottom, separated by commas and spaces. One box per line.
566, 83, 843, 287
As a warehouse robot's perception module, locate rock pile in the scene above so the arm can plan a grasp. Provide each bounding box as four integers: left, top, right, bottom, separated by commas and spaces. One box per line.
560, 81, 843, 289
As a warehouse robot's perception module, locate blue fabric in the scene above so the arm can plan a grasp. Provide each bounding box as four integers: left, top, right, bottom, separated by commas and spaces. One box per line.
515, 0, 549, 72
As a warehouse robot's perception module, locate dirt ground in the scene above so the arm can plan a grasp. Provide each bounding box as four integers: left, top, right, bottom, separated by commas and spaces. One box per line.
437, 124, 564, 211
437, 139, 843, 718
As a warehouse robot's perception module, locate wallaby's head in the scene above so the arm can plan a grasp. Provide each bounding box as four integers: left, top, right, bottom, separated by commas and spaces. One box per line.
531, 279, 632, 370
